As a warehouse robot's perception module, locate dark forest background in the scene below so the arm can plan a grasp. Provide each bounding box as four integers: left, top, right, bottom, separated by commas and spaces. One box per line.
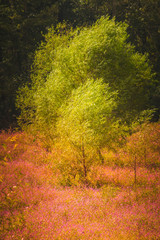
0, 0, 160, 129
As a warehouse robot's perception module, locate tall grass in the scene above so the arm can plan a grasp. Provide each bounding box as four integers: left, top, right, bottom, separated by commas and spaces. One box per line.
0, 123, 160, 239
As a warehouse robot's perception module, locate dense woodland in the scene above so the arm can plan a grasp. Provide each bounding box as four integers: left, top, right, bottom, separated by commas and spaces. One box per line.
0, 0, 160, 129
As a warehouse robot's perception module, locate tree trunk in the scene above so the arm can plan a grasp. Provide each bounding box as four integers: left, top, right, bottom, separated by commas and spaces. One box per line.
98, 149, 104, 164
134, 155, 137, 186
82, 144, 87, 178
112, 0, 116, 18
134, 155, 137, 200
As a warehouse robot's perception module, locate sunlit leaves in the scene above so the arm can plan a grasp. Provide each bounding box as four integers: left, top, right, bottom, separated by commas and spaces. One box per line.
17, 16, 155, 149
57, 78, 118, 148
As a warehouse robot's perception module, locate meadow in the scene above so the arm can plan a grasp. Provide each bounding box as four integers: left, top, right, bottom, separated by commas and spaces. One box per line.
0, 122, 160, 240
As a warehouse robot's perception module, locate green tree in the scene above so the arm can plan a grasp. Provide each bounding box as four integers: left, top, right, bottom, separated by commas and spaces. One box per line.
71, 0, 109, 26
49, 17, 155, 122
57, 79, 118, 176
16, 23, 77, 131
123, 0, 160, 119
0, 0, 60, 128
17, 17, 156, 155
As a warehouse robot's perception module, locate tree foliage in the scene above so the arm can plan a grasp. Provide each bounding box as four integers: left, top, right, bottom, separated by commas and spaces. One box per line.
17, 17, 156, 133
57, 79, 118, 148
119, 121, 160, 169
0, 0, 60, 128
1, 0, 160, 128
17, 16, 156, 159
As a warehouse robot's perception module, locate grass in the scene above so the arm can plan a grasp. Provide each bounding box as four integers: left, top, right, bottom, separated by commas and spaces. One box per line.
0, 127, 160, 240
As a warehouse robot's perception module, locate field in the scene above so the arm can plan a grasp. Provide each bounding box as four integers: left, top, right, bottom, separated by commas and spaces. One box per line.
0, 124, 160, 239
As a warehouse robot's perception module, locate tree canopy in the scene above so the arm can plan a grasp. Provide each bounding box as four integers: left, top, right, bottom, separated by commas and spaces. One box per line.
17, 17, 156, 146
1, 0, 160, 128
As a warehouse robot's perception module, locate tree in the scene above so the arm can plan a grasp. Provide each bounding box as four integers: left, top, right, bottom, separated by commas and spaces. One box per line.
1, 0, 159, 129
122, 0, 160, 119
71, 0, 109, 26
0, 0, 60, 128
17, 16, 156, 127
57, 79, 118, 177
16, 23, 77, 131
17, 17, 156, 177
